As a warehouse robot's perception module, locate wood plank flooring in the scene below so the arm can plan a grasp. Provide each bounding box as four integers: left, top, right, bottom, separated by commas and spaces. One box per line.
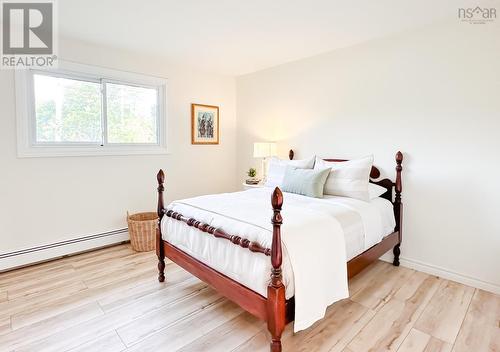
0, 244, 498, 352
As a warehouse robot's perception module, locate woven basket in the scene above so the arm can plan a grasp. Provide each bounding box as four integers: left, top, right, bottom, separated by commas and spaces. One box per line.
127, 211, 158, 252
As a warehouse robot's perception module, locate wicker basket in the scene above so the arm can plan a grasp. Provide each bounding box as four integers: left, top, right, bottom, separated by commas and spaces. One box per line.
127, 211, 158, 252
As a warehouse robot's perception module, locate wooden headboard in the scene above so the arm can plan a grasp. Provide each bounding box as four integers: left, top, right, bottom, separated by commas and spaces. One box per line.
288, 149, 402, 204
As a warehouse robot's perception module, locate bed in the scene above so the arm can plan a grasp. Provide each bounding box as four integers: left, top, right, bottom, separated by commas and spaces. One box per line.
155, 150, 403, 352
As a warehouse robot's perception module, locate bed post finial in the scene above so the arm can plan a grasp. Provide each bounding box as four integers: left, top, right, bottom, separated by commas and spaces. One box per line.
289, 149, 294, 160
393, 152, 403, 266
156, 169, 166, 282
268, 187, 285, 352
395, 151, 403, 201
271, 187, 283, 273
157, 170, 165, 218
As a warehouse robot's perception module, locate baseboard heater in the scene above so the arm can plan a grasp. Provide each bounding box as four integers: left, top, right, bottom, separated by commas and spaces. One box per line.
0, 228, 129, 272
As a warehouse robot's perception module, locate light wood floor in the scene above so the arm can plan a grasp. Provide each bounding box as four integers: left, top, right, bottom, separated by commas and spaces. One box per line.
0, 244, 498, 352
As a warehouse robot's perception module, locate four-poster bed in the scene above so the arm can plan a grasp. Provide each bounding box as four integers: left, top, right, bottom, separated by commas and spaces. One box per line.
155, 150, 403, 352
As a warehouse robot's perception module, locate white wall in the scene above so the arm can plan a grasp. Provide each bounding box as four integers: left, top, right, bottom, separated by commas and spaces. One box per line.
236, 21, 500, 292
0, 39, 238, 268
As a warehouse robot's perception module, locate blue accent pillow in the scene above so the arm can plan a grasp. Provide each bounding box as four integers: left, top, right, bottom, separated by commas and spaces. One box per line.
281, 166, 331, 198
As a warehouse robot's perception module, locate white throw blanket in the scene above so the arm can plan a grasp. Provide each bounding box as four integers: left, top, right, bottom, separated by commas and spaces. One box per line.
167, 188, 349, 332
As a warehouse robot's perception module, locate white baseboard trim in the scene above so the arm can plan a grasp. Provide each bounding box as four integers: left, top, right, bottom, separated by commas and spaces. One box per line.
0, 229, 129, 272
381, 255, 500, 295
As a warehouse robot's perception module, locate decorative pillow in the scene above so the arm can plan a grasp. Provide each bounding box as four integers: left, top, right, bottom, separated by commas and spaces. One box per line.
369, 183, 387, 199
281, 167, 331, 198
265, 155, 315, 188
314, 155, 374, 201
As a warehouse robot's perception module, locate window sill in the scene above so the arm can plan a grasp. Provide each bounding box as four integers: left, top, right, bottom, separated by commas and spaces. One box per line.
17, 145, 170, 158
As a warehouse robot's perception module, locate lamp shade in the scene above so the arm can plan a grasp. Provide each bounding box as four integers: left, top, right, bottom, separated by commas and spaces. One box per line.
253, 142, 277, 158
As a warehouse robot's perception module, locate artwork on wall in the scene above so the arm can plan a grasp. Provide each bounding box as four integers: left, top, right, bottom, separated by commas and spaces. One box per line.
191, 103, 219, 145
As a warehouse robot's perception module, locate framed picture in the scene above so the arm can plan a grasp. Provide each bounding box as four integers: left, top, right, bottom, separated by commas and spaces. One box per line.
191, 103, 219, 145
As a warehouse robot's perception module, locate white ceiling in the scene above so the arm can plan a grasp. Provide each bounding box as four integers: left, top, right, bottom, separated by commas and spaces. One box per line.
59, 0, 462, 75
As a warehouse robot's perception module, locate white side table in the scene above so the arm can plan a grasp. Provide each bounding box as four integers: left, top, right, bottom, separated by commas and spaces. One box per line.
242, 182, 264, 191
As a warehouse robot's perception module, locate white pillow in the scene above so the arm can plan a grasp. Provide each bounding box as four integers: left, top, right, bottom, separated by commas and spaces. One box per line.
314, 155, 374, 201
265, 155, 315, 188
369, 183, 387, 200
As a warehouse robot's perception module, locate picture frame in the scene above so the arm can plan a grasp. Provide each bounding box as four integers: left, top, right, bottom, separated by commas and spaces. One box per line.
191, 103, 219, 145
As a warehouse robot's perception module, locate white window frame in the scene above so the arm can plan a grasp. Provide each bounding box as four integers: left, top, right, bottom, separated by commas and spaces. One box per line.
15, 60, 168, 157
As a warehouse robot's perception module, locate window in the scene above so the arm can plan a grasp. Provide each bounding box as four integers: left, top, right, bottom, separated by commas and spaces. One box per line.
16, 61, 167, 157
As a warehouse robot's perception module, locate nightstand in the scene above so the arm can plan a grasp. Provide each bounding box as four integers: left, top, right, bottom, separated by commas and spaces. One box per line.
242, 182, 264, 191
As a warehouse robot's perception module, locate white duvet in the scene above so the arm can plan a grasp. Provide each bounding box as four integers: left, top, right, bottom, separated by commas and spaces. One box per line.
162, 188, 395, 332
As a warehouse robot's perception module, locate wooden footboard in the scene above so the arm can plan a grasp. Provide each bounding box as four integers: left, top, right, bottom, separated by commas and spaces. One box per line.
155, 151, 403, 352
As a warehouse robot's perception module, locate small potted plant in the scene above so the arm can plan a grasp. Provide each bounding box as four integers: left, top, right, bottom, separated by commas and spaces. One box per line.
246, 168, 259, 185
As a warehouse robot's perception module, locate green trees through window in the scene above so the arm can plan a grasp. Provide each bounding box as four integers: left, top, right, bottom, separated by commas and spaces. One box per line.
106, 82, 157, 144
33, 73, 158, 145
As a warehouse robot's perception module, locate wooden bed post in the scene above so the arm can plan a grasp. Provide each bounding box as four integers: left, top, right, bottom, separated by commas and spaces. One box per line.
393, 152, 403, 266
156, 170, 166, 282
267, 187, 286, 352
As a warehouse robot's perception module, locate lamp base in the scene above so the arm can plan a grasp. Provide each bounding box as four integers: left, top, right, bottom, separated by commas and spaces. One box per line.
261, 158, 268, 184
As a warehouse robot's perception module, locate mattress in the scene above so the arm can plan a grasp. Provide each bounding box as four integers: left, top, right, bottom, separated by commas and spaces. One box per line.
162, 189, 396, 299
